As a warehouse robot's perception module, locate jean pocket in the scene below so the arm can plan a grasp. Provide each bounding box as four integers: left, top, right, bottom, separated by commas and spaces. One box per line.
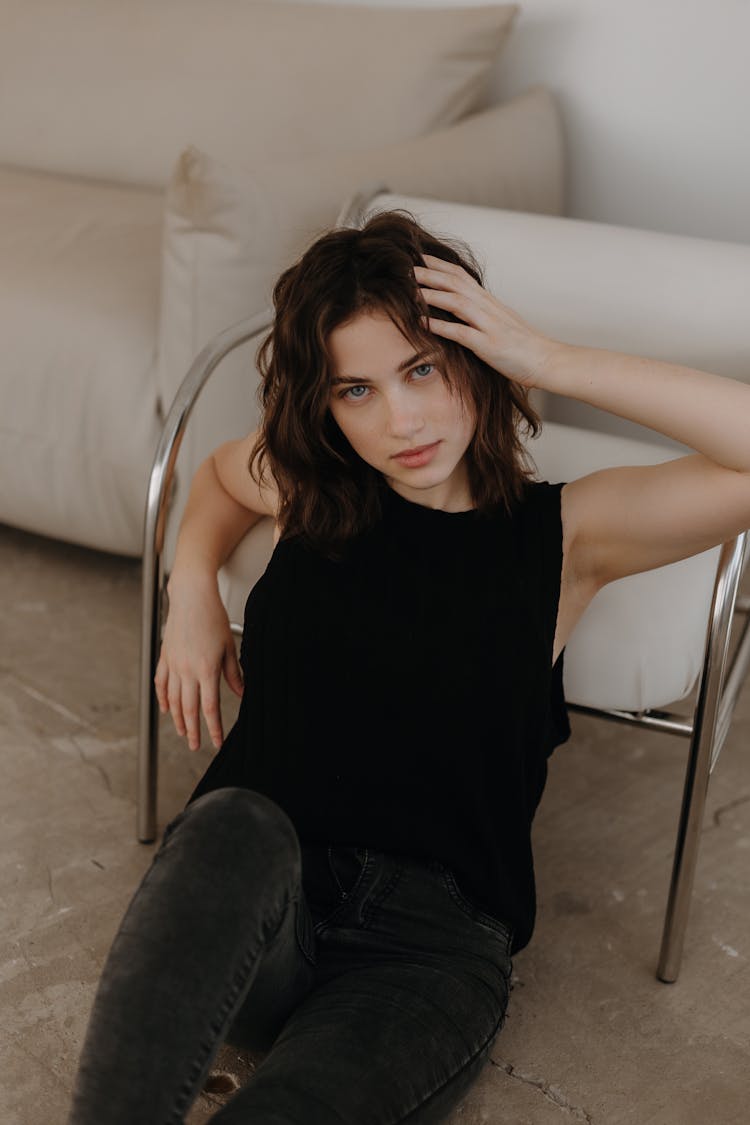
327, 844, 368, 899
440, 866, 513, 949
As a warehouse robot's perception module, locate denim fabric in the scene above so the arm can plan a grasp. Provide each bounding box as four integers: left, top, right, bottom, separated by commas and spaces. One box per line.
68, 788, 513, 1125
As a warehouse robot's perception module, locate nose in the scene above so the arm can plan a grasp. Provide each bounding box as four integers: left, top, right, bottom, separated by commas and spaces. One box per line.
384, 391, 425, 440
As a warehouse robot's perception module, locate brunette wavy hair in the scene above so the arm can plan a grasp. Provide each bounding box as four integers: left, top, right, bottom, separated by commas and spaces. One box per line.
248, 209, 542, 560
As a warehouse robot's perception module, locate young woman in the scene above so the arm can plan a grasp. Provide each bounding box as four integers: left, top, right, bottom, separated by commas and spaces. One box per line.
68, 211, 750, 1124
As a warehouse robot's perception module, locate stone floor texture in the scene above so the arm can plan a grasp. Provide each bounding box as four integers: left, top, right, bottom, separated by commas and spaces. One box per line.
1, 521, 749, 1124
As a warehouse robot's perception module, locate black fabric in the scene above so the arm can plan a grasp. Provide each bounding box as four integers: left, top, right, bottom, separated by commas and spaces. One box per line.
188, 475, 571, 954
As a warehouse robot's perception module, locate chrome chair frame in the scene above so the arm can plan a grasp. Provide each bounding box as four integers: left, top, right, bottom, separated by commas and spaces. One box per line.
137, 188, 750, 983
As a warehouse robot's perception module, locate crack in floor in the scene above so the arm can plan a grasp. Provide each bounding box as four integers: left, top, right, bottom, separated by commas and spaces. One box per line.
6, 672, 96, 731
709, 792, 750, 830
491, 1057, 593, 1122
70, 734, 114, 796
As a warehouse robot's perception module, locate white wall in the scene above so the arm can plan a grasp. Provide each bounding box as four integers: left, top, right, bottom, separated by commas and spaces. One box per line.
298, 0, 750, 244
486, 0, 750, 243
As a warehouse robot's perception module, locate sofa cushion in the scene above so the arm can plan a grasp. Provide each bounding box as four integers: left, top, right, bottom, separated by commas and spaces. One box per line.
0, 0, 519, 187
156, 87, 565, 566
0, 165, 163, 555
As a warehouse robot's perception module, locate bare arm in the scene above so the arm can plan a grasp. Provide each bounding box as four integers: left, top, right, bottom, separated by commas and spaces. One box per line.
534, 344, 750, 586
155, 431, 278, 751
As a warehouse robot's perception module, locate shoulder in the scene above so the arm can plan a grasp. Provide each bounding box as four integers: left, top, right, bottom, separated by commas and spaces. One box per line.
517, 478, 594, 592
510, 478, 565, 576
213, 430, 279, 518
514, 477, 565, 521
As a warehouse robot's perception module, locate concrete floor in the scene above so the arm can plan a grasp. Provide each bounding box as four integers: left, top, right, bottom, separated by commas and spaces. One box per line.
1, 521, 749, 1125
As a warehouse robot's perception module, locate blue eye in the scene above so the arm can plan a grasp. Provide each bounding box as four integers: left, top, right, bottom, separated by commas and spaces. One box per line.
341, 384, 368, 401
339, 363, 434, 402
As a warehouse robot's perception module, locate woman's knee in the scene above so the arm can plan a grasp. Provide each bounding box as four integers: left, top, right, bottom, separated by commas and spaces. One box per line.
159, 788, 301, 879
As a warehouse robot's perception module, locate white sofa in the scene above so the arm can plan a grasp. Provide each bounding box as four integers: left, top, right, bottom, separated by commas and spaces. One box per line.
6, 0, 748, 566
3, 0, 575, 556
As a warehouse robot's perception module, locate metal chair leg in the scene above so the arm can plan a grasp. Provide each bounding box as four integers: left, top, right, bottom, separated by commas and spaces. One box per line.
657, 534, 748, 981
136, 506, 163, 842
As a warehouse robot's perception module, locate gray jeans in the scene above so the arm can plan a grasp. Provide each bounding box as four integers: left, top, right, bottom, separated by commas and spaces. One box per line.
68, 788, 513, 1124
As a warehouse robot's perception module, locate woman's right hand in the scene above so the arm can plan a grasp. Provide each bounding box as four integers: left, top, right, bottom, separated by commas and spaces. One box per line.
154, 575, 244, 752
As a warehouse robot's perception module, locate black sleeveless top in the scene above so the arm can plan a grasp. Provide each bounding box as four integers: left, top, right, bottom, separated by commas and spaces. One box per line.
187, 475, 571, 953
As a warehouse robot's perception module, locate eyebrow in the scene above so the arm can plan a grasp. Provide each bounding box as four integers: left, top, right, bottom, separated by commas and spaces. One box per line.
330, 350, 432, 387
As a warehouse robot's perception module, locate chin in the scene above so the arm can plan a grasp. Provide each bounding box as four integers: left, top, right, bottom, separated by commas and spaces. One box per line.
395, 468, 448, 489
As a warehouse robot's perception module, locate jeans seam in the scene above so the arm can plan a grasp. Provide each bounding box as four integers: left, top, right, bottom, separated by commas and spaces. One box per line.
327, 843, 349, 898
165, 894, 291, 1123
361, 857, 406, 927
315, 849, 374, 932
295, 893, 318, 967
392, 1001, 509, 1125
441, 868, 513, 945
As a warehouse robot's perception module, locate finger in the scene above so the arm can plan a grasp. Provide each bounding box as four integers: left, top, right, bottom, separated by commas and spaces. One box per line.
418, 286, 484, 328
413, 267, 475, 299
421, 315, 479, 348
167, 671, 187, 738
416, 273, 493, 317
201, 680, 224, 750
154, 658, 169, 712
419, 253, 468, 277
223, 644, 244, 699
415, 262, 494, 320
181, 680, 201, 752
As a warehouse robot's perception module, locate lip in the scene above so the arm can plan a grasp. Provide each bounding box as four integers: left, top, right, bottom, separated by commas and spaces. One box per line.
392, 440, 441, 466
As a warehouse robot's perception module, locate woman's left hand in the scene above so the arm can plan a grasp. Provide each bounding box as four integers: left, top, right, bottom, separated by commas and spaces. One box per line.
413, 253, 557, 390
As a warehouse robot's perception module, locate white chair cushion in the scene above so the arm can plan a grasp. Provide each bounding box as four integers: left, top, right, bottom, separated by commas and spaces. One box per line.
0, 165, 163, 554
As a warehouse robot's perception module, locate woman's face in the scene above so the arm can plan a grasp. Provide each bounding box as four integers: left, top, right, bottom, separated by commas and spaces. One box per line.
327, 309, 477, 511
